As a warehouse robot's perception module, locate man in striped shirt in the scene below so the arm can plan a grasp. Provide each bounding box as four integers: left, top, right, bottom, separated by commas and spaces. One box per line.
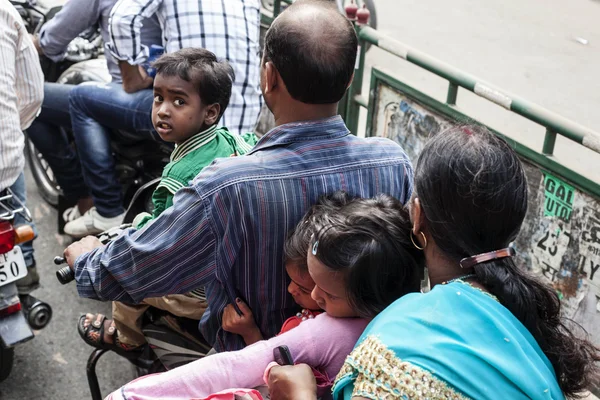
0, 0, 44, 293
65, 0, 413, 352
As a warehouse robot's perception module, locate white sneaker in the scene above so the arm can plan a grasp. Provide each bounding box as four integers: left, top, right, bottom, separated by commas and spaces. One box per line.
62, 206, 81, 223
63, 207, 125, 238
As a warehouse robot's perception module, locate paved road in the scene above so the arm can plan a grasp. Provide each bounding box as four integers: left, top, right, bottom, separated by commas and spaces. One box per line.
363, 0, 600, 181
0, 166, 135, 400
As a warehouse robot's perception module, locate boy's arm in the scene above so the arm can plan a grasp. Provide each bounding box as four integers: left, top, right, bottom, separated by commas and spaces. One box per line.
134, 186, 171, 229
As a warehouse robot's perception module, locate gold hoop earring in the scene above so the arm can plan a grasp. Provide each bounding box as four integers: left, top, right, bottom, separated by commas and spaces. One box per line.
410, 231, 427, 251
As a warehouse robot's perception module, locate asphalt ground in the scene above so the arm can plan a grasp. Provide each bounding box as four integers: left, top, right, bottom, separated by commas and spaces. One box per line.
0, 165, 135, 400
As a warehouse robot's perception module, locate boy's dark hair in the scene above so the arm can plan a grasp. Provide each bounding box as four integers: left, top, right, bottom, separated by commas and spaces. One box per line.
310, 194, 424, 319
263, 0, 357, 104
415, 124, 600, 397
284, 191, 353, 273
152, 48, 234, 122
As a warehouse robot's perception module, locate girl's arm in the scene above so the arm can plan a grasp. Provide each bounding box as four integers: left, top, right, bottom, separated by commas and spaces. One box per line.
106, 314, 368, 400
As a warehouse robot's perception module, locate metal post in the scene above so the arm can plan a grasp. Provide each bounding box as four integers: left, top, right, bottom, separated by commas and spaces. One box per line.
273, 0, 281, 19
86, 349, 108, 400
345, 26, 367, 134
446, 82, 458, 106
542, 128, 557, 155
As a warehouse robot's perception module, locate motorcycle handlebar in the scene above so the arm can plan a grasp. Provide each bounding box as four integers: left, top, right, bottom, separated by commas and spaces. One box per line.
56, 266, 75, 285
54, 256, 74, 285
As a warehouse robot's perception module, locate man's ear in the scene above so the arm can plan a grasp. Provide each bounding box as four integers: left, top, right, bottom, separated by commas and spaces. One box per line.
264, 61, 278, 95
346, 71, 355, 90
204, 104, 221, 127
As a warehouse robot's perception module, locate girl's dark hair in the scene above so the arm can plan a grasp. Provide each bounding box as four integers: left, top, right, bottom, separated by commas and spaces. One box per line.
152, 48, 234, 122
284, 191, 353, 273
414, 124, 600, 397
310, 194, 424, 319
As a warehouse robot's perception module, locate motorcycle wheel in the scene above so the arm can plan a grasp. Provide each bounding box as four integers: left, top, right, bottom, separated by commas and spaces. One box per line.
0, 346, 15, 382
24, 132, 61, 207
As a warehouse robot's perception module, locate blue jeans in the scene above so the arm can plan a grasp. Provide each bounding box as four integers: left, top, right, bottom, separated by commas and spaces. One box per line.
9, 173, 36, 268
69, 82, 156, 218
26, 83, 89, 202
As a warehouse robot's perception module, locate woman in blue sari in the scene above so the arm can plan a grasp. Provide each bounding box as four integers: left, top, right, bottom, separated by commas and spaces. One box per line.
267, 125, 600, 399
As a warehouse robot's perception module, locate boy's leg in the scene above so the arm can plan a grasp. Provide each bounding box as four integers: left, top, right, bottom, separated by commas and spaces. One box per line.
143, 294, 208, 321
112, 301, 151, 347
97, 294, 207, 348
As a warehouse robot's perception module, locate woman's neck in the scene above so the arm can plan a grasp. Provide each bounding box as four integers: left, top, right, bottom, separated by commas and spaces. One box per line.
426, 247, 473, 287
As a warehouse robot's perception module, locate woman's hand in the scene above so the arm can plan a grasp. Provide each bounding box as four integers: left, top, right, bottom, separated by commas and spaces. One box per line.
267, 364, 318, 400
222, 298, 263, 344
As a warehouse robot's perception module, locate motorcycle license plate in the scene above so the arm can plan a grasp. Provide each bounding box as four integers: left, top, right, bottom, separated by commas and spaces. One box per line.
0, 246, 27, 287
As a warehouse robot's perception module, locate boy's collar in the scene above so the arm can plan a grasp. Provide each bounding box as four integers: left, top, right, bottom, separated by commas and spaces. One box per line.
171, 125, 218, 162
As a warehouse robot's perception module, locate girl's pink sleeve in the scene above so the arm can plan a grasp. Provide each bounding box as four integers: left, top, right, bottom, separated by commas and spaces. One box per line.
105, 314, 368, 400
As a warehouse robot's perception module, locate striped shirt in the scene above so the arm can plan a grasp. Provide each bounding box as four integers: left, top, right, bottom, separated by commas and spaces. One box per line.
0, 0, 44, 190
108, 0, 262, 134
74, 116, 414, 351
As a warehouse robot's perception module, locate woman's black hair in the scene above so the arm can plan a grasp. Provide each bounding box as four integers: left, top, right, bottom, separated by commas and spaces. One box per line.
414, 124, 600, 397
284, 191, 353, 273
310, 194, 424, 319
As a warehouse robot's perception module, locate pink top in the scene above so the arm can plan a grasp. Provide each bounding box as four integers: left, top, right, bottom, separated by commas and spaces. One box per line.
105, 314, 368, 400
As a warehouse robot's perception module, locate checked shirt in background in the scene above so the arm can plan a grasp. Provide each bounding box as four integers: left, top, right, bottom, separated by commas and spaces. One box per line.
108, 0, 263, 134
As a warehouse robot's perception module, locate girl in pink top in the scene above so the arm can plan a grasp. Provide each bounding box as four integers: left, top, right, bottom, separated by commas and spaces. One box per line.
105, 193, 424, 400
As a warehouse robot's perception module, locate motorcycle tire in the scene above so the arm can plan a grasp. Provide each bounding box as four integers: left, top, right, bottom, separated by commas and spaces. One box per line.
24, 133, 61, 207
0, 346, 15, 382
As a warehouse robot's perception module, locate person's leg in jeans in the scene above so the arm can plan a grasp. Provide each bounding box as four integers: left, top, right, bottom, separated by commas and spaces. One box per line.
26, 82, 93, 220
11, 173, 39, 294
65, 82, 155, 237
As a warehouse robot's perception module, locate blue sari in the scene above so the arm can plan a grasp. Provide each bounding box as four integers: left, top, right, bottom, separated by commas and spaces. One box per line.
332, 281, 564, 400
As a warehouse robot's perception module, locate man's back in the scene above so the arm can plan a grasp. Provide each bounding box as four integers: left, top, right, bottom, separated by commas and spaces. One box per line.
191, 116, 413, 350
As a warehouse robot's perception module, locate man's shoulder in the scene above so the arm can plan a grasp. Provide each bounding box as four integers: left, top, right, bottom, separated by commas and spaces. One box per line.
190, 133, 411, 199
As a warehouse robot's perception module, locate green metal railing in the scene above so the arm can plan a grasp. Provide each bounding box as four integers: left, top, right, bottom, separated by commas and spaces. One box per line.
266, 0, 600, 198
345, 25, 600, 198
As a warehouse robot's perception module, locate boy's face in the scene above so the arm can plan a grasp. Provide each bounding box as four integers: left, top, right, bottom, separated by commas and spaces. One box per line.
285, 261, 320, 311
152, 74, 219, 144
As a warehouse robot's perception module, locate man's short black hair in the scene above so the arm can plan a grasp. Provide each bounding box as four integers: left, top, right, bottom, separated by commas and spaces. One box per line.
152, 48, 235, 122
264, 0, 358, 104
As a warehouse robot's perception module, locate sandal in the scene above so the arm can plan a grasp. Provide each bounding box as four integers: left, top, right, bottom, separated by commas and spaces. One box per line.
77, 313, 144, 360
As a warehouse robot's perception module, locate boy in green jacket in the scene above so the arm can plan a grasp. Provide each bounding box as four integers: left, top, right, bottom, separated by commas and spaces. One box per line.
78, 48, 257, 356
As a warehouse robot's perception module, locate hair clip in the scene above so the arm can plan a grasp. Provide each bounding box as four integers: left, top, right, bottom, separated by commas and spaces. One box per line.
312, 241, 319, 255
459, 247, 515, 269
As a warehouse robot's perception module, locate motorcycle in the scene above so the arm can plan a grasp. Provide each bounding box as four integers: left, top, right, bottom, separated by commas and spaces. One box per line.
54, 188, 210, 400
12, 0, 170, 224
0, 190, 52, 382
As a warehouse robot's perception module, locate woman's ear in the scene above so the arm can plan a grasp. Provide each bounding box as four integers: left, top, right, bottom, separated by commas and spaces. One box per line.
204, 104, 221, 127
411, 197, 425, 235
